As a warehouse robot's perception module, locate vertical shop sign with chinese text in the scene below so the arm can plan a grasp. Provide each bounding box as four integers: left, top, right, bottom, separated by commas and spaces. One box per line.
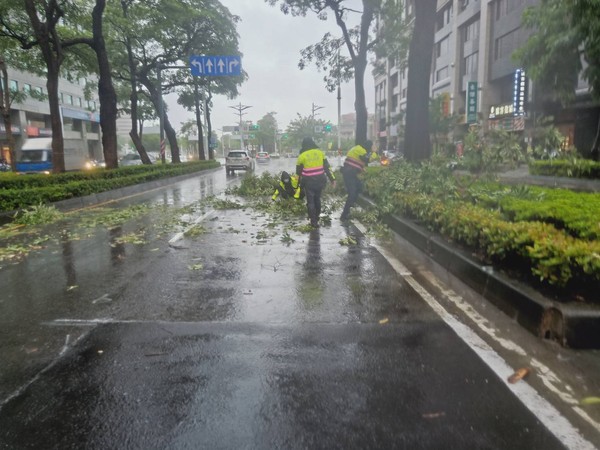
513, 69, 527, 116
467, 81, 478, 124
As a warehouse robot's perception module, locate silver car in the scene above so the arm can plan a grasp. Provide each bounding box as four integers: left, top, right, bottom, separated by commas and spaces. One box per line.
225, 150, 255, 174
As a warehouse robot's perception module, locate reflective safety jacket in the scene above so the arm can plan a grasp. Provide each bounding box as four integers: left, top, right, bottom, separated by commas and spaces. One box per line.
343, 145, 371, 173
272, 174, 302, 200
295, 148, 335, 183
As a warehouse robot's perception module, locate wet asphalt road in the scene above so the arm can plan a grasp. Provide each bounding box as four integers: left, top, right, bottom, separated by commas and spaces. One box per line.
0, 159, 597, 449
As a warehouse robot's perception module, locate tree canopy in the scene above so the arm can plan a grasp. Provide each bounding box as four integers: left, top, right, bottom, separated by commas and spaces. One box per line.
266, 0, 379, 144
515, 0, 600, 155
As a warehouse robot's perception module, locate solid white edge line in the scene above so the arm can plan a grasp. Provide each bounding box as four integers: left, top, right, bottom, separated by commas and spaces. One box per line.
355, 222, 596, 449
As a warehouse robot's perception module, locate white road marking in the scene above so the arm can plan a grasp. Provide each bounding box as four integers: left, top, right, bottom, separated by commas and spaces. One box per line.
356, 222, 597, 449
168, 209, 216, 245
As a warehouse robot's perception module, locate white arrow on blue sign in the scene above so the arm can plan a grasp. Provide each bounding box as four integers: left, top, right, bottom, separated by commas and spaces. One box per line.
189, 55, 242, 76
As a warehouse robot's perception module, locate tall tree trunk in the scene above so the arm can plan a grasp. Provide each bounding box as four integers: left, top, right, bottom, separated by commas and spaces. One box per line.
139, 73, 181, 163
207, 88, 214, 160
194, 81, 205, 160
92, 0, 119, 169
404, 0, 437, 162
24, 0, 65, 173
46, 64, 65, 173
354, 58, 368, 144
353, 1, 373, 144
164, 115, 180, 163
121, 0, 151, 164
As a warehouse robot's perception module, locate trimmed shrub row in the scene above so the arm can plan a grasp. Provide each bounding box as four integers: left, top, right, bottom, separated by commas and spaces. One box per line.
363, 164, 600, 293
0, 161, 219, 212
529, 159, 600, 179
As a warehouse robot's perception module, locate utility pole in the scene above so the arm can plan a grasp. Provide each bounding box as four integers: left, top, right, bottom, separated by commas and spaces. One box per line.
229, 103, 251, 150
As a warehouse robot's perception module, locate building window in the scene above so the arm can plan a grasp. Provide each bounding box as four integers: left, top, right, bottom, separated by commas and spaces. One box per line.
391, 73, 399, 89
23, 83, 32, 93
436, 3, 453, 31
76, 97, 82, 107
436, 36, 450, 58
436, 66, 449, 82
463, 19, 480, 43
402, 88, 407, 99
9, 80, 18, 91
496, 0, 525, 20
34, 86, 43, 96
392, 94, 399, 111
494, 28, 523, 60
463, 52, 479, 76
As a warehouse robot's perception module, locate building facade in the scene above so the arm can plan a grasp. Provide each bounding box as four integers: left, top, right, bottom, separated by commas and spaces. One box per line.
374, 0, 600, 157
1, 67, 102, 164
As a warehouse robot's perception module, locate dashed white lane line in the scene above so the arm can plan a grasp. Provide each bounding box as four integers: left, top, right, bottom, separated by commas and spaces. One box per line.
356, 223, 597, 449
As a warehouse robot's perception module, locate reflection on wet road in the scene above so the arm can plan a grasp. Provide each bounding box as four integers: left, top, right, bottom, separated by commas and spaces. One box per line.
0, 159, 595, 449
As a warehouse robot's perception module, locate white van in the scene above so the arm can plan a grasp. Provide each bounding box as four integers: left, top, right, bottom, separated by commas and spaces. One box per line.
16, 138, 88, 173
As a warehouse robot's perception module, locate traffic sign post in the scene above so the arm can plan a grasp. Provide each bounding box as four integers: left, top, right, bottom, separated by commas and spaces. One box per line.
189, 55, 242, 77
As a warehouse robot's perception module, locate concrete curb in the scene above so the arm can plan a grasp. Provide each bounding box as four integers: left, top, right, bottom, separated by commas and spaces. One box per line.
358, 196, 600, 349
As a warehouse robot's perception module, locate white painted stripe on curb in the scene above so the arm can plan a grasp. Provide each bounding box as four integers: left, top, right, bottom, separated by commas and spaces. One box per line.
356, 223, 596, 449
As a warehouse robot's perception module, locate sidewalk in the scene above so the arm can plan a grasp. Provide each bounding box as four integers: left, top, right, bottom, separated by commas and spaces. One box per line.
498, 165, 600, 192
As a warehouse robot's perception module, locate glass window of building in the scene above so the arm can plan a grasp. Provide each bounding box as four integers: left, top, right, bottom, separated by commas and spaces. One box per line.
436, 66, 449, 82
437, 36, 450, 58
23, 83, 32, 93
463, 52, 479, 75
463, 19, 480, 43
9, 80, 18, 91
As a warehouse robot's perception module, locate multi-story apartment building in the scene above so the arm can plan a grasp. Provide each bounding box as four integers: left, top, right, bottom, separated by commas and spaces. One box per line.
0, 67, 102, 165
375, 0, 600, 157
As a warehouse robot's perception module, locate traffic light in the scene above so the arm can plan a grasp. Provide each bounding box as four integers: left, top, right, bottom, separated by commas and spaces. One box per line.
324, 124, 332, 132
250, 124, 260, 131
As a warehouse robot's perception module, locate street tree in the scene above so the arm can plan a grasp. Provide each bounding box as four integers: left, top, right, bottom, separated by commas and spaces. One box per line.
0, 0, 82, 173
113, 0, 242, 164
514, 0, 600, 159
403, 0, 436, 162
266, 0, 379, 144
0, 0, 120, 171
285, 113, 329, 150
257, 112, 278, 153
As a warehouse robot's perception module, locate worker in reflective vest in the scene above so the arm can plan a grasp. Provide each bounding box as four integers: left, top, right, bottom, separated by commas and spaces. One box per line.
340, 140, 373, 222
272, 171, 303, 201
296, 137, 336, 228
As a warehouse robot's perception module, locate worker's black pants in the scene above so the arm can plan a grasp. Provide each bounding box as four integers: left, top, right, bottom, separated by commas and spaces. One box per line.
303, 176, 326, 227
341, 169, 362, 220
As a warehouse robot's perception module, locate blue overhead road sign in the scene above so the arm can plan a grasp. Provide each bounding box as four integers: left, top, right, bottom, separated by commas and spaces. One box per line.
189, 55, 242, 76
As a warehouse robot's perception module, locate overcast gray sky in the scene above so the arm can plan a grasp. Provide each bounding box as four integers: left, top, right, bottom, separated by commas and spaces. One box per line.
167, 0, 375, 133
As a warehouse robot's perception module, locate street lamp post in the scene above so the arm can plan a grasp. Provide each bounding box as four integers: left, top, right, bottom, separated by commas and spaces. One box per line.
311, 103, 324, 135
229, 103, 252, 150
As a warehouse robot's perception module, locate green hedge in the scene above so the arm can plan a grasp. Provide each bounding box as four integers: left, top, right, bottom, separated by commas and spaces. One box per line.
0, 160, 219, 211
529, 159, 600, 179
363, 164, 600, 291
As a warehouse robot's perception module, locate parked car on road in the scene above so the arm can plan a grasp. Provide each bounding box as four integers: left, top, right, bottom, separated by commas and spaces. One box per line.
119, 153, 155, 167
256, 151, 271, 164
225, 150, 255, 174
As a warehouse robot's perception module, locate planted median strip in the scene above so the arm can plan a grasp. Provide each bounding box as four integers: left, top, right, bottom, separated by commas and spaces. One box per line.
363, 162, 599, 302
